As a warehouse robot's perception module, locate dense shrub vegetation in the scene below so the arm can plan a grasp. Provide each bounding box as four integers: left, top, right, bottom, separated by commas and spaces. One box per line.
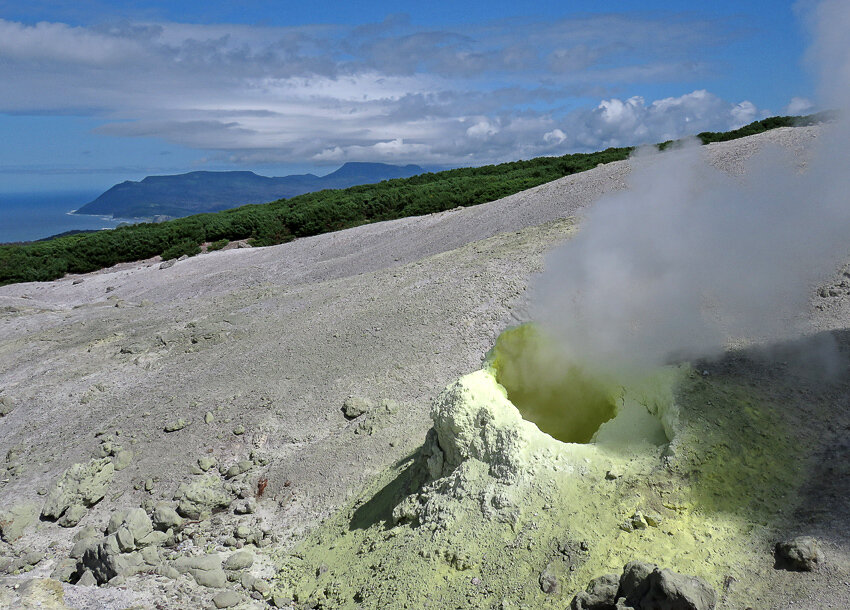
0, 114, 827, 286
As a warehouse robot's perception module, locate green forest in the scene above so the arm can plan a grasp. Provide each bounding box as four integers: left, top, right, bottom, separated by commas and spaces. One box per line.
0, 113, 827, 286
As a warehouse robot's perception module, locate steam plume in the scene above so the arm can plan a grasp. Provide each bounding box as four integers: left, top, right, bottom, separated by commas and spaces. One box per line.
531, 0, 850, 373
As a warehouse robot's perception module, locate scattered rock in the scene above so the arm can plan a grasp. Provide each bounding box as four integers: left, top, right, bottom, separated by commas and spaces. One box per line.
164, 418, 189, 432
77, 569, 98, 586
198, 456, 217, 472
51, 558, 78, 583
540, 562, 560, 595
605, 470, 620, 480
775, 536, 824, 571
571, 573, 619, 610
232, 424, 245, 435
57, 503, 88, 528
41, 458, 114, 522
78, 535, 144, 584
642, 568, 716, 610
153, 503, 184, 531
0, 502, 38, 542
233, 498, 257, 515
342, 396, 372, 419
572, 561, 716, 610
213, 590, 242, 608
112, 450, 133, 471
224, 550, 254, 571
174, 554, 227, 588
16, 578, 66, 606
618, 561, 655, 607
0, 395, 14, 417
177, 474, 233, 519
205, 411, 215, 424
159, 259, 176, 270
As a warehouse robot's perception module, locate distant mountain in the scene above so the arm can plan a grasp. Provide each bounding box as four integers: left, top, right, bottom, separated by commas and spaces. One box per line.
74, 162, 424, 219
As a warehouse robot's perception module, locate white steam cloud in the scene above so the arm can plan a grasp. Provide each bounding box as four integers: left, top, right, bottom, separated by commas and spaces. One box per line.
531, 0, 850, 372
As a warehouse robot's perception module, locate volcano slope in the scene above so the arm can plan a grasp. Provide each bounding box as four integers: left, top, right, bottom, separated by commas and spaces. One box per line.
0, 125, 848, 609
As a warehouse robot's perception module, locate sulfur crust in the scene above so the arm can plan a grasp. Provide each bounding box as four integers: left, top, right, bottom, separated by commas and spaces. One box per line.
270, 331, 803, 609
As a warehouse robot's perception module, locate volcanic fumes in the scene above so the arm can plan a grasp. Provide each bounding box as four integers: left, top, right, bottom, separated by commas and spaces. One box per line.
488, 325, 618, 443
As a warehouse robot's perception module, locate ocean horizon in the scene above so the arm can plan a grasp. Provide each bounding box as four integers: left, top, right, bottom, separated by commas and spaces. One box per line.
0, 191, 140, 244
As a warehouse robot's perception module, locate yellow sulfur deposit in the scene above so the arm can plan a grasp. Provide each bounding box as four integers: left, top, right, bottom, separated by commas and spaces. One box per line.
270, 325, 805, 609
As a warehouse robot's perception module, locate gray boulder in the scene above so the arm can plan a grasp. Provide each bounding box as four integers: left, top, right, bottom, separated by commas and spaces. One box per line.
572, 573, 620, 609
775, 536, 824, 571
641, 568, 716, 610
618, 561, 656, 607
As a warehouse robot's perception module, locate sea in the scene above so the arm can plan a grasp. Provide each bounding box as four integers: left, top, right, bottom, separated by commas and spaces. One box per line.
0, 191, 139, 244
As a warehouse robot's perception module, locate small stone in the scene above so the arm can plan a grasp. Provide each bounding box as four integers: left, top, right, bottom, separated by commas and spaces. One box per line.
153, 503, 184, 531
51, 558, 79, 582
57, 503, 88, 528
342, 396, 372, 419
205, 411, 215, 424
212, 590, 241, 608
198, 457, 217, 472
234, 498, 257, 515
605, 470, 620, 480
272, 593, 293, 607
232, 424, 245, 435
775, 536, 824, 571
571, 573, 619, 610
540, 562, 560, 595
112, 450, 133, 471
145, 478, 154, 492
235, 525, 252, 539
644, 512, 662, 527
0, 395, 15, 417
253, 579, 270, 594
224, 550, 254, 571
164, 419, 188, 433
78, 569, 98, 587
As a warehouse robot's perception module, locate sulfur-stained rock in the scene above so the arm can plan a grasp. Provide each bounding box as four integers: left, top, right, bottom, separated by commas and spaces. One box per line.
775, 536, 824, 572
41, 458, 114, 522
0, 502, 38, 542
177, 474, 233, 519
112, 450, 133, 471
213, 590, 242, 608
174, 554, 227, 588
153, 503, 184, 531
78, 535, 145, 584
342, 396, 372, 419
57, 504, 87, 528
223, 550, 254, 571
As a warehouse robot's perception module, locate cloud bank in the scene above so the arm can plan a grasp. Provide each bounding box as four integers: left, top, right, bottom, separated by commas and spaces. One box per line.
0, 14, 769, 168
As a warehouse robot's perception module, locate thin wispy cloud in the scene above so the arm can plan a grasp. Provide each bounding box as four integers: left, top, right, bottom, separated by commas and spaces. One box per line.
0, 13, 769, 169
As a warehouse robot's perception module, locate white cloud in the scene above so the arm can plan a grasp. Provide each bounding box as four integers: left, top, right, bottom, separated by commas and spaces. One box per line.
0, 14, 763, 168
785, 96, 814, 115
559, 90, 765, 151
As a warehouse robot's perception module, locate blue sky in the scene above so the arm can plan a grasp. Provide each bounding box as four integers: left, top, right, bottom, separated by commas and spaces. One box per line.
0, 0, 820, 192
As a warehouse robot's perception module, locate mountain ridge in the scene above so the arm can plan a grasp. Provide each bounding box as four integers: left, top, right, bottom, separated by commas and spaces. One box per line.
75, 162, 424, 219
